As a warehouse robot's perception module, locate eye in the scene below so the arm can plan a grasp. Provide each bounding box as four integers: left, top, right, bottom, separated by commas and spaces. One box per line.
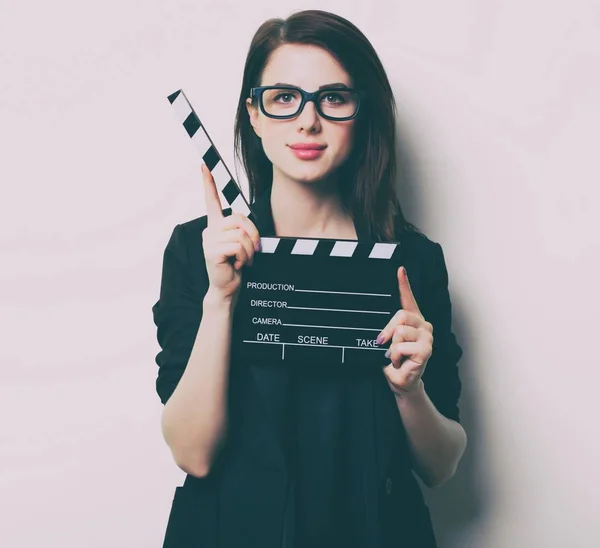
273, 93, 295, 103
321, 92, 347, 104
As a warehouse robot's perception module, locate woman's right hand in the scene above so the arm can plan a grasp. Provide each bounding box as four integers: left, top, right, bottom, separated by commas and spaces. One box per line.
200, 163, 261, 300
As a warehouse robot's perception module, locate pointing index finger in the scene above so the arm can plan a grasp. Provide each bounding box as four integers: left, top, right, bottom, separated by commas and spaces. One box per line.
201, 163, 224, 222
398, 266, 421, 315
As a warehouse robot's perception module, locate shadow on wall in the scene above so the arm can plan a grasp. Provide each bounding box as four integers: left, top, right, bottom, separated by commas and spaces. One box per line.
394, 123, 489, 547
421, 304, 488, 548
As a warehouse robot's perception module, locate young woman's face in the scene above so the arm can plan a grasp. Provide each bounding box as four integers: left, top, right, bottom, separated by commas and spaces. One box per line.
246, 44, 356, 186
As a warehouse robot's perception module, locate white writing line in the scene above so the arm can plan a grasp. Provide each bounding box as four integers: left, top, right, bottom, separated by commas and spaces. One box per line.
282, 323, 380, 332
295, 288, 391, 297
287, 306, 389, 314
242, 340, 387, 351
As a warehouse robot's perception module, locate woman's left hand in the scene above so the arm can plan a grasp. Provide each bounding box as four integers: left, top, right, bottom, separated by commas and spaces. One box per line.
376, 266, 433, 397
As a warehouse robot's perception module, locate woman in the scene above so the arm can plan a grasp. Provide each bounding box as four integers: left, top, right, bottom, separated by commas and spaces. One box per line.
152, 9, 467, 548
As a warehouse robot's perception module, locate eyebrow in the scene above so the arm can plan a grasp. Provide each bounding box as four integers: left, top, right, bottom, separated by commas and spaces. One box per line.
272, 82, 351, 90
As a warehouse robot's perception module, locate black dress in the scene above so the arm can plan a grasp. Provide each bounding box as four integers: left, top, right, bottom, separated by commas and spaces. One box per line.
152, 189, 464, 547
290, 356, 378, 548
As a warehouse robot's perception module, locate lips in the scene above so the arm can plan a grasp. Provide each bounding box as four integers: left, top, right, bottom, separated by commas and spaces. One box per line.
288, 143, 327, 150
289, 146, 325, 160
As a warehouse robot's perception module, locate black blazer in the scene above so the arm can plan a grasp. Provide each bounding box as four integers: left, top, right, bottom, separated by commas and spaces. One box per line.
152, 191, 463, 548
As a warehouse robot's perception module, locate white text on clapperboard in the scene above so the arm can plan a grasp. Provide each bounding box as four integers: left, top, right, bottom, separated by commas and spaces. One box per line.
246, 281, 380, 348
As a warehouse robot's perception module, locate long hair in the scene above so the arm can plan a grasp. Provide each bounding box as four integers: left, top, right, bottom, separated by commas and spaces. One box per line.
233, 9, 422, 241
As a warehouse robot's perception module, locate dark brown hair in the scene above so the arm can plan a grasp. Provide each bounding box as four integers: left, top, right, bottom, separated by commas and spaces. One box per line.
233, 9, 421, 241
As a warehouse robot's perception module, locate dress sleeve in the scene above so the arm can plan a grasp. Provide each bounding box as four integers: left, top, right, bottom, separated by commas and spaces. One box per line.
420, 242, 464, 423
151, 222, 209, 405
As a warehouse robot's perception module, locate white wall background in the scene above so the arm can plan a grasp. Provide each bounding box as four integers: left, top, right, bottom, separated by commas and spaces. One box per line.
1, 0, 599, 546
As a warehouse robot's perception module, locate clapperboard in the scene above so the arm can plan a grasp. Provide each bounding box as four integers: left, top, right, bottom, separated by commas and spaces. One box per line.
167, 89, 404, 367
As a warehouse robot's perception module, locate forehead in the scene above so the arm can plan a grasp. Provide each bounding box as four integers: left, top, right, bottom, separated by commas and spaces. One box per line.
260, 44, 352, 89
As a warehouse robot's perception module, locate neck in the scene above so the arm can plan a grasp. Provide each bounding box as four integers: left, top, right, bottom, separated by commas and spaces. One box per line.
269, 169, 356, 240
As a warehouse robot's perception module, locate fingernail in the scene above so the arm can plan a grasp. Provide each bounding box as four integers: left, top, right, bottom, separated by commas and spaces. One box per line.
384, 349, 391, 359
255, 240, 262, 252
376, 334, 385, 345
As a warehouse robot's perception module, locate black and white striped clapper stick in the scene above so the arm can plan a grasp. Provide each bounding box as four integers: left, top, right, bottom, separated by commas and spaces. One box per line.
168, 88, 403, 366
167, 89, 255, 221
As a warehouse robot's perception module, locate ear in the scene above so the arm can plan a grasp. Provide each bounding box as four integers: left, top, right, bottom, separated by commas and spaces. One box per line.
246, 98, 262, 138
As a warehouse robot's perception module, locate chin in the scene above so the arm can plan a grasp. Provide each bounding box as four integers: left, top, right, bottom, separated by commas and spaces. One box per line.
270, 150, 345, 185
287, 161, 334, 181
289, 170, 330, 185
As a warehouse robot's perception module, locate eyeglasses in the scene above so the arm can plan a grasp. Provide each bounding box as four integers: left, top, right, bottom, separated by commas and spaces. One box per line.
250, 85, 365, 121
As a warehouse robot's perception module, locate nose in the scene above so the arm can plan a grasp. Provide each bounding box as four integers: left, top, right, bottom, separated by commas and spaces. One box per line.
296, 99, 320, 133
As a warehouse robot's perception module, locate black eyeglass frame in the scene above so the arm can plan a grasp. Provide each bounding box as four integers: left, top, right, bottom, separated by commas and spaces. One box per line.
250, 85, 366, 121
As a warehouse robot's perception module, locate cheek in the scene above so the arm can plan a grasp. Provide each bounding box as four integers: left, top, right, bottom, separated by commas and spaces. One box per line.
259, 125, 287, 162
334, 125, 355, 156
